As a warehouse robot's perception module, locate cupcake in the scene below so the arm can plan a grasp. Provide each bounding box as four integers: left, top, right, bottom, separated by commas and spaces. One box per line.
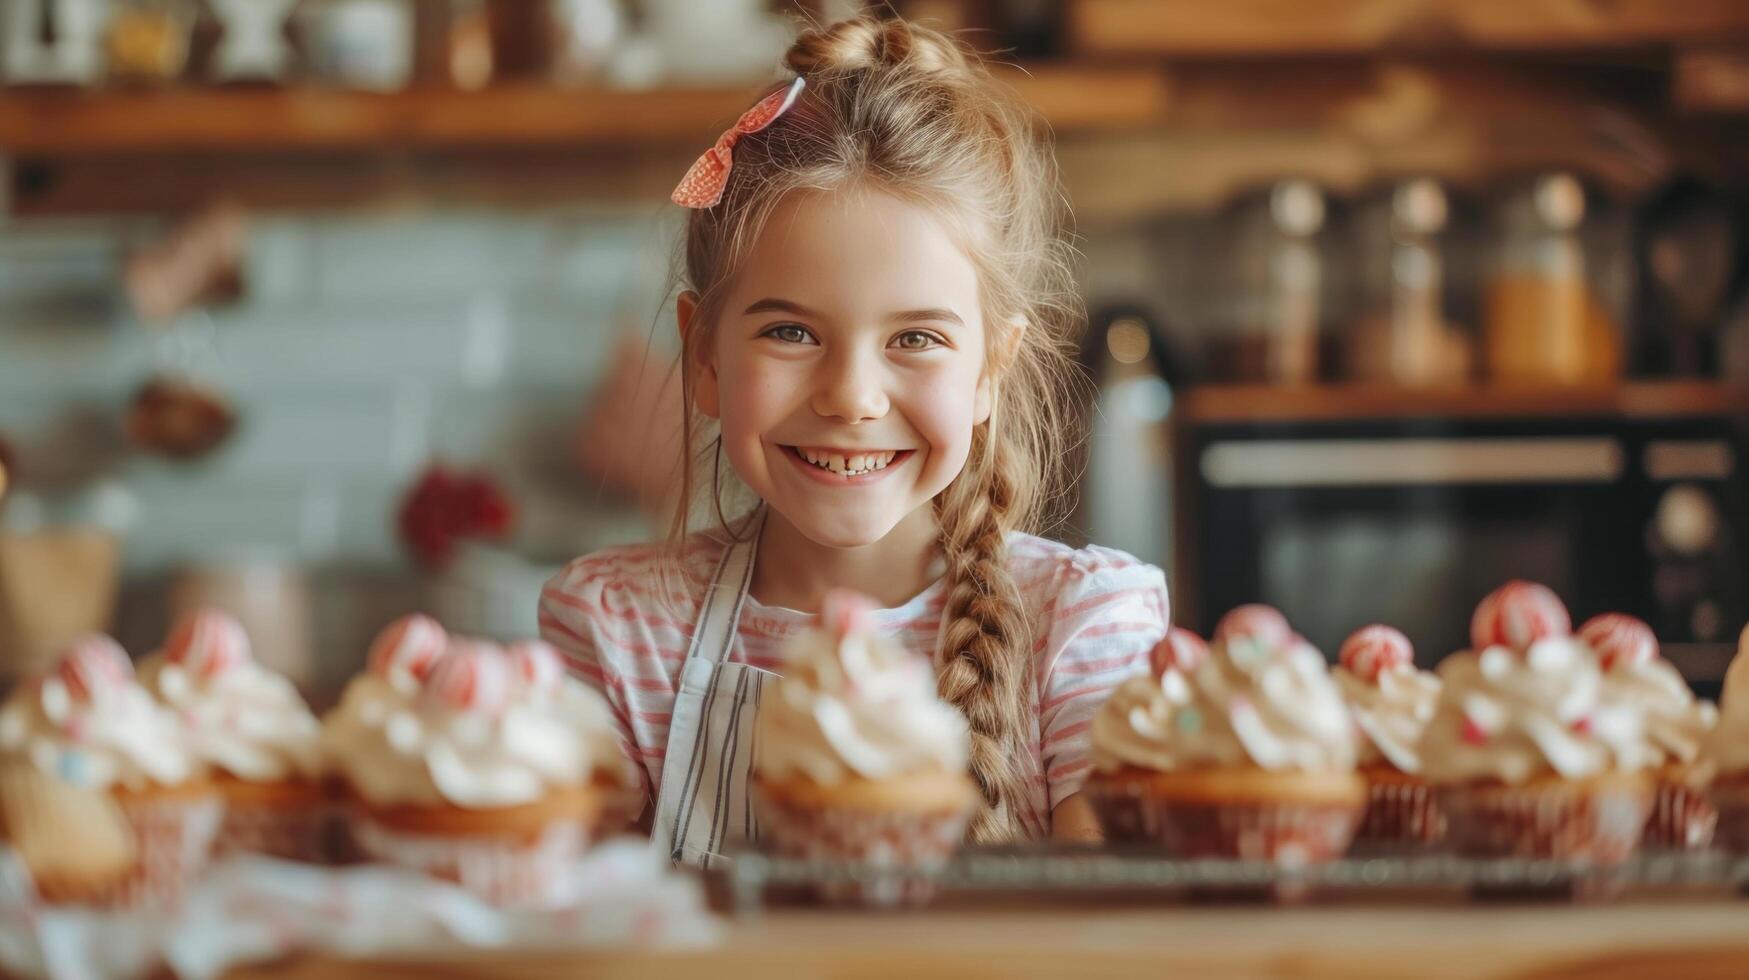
751, 590, 977, 894
320, 613, 450, 861
325, 638, 608, 905
1333, 625, 1444, 844
139, 609, 330, 862
1419, 582, 1656, 863
505, 639, 642, 833
1577, 613, 1718, 849
0, 635, 221, 907
1084, 607, 1366, 864
1704, 624, 1749, 852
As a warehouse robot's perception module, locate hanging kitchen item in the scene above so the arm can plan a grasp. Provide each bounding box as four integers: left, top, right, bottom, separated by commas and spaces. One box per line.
2, 0, 105, 85
1346, 177, 1473, 386
206, 0, 299, 82
123, 202, 246, 461
1208, 179, 1340, 384
1630, 177, 1748, 378
1483, 172, 1626, 386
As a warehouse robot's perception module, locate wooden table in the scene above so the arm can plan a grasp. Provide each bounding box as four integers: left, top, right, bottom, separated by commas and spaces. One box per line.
228, 893, 1749, 980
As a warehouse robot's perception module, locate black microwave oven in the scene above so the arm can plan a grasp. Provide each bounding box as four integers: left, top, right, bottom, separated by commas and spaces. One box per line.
1171, 385, 1749, 695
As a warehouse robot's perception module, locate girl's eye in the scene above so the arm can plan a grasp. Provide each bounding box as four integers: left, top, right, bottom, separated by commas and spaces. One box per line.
762, 324, 816, 345
892, 330, 943, 351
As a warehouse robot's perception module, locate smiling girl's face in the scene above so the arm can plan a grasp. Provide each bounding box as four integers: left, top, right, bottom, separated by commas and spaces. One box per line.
684, 187, 993, 549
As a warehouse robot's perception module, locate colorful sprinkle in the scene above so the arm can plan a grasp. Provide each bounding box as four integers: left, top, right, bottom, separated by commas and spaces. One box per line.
1176, 708, 1203, 733
55, 750, 86, 784
1460, 715, 1489, 746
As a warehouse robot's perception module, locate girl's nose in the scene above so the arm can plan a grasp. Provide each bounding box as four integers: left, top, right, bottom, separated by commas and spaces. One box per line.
811, 347, 889, 423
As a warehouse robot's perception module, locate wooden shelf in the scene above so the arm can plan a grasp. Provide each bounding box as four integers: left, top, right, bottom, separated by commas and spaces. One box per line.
1674, 45, 1749, 114
0, 65, 1170, 157
1070, 0, 1749, 57
1179, 382, 1749, 424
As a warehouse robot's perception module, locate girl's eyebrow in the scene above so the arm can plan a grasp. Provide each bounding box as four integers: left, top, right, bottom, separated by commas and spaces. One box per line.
741, 297, 963, 327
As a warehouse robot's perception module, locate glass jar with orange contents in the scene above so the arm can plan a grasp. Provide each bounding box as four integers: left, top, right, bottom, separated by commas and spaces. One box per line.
1483, 173, 1629, 386
103, 0, 194, 85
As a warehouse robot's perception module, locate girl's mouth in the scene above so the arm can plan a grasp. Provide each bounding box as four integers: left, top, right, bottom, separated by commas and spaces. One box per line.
780, 445, 915, 485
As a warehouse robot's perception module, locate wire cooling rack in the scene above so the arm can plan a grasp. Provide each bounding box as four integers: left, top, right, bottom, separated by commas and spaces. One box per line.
721, 844, 1749, 912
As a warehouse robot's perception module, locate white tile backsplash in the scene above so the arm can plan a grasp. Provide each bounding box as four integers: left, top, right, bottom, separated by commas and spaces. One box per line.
1, 207, 652, 575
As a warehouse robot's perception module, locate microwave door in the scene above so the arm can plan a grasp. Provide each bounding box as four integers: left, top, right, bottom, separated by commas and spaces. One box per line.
1193, 432, 1632, 659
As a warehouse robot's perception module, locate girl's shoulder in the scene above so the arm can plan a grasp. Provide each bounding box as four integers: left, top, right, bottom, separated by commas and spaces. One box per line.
1004, 532, 1167, 596
541, 531, 728, 620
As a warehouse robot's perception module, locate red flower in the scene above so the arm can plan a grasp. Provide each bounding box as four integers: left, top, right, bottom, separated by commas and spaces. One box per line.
397, 464, 516, 569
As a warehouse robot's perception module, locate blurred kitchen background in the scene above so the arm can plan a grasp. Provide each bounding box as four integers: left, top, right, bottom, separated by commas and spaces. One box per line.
2, 0, 1748, 702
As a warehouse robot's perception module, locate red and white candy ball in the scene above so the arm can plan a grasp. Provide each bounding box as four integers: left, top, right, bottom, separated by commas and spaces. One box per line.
422, 641, 513, 716
164, 608, 251, 681
1577, 613, 1657, 672
1339, 624, 1413, 683
1470, 581, 1571, 653
1150, 627, 1209, 678
1215, 604, 1292, 649
822, 589, 876, 640
508, 639, 566, 692
367, 613, 448, 686
54, 634, 134, 704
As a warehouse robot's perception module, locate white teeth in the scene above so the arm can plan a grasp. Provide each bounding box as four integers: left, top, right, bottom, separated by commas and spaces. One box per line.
796, 448, 899, 477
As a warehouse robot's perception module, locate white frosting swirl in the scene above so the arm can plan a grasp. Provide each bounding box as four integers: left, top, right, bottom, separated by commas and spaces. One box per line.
1334, 664, 1441, 774
1704, 625, 1749, 776
1091, 669, 1235, 772
325, 646, 617, 809
754, 604, 969, 785
139, 653, 325, 783
1091, 633, 1356, 774
1596, 657, 1715, 769
0, 674, 195, 791
1420, 639, 1655, 785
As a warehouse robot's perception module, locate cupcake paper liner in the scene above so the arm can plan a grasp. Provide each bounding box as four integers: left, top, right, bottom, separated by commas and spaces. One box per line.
752, 786, 972, 907
1437, 781, 1651, 864
216, 798, 342, 864
349, 811, 592, 907
1084, 779, 1363, 865
1356, 775, 1445, 845
1641, 777, 1716, 851
64, 793, 224, 910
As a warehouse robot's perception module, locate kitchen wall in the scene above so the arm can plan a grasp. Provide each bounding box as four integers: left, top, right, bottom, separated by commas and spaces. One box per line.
0, 204, 686, 689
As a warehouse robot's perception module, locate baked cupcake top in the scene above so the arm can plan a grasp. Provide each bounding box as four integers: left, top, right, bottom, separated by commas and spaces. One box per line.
504, 639, 637, 790
1332, 625, 1441, 774
1703, 624, 1749, 777
1091, 606, 1356, 774
754, 589, 968, 785
1419, 582, 1655, 785
1090, 627, 1217, 772
1577, 613, 1715, 769
326, 638, 612, 809
138, 609, 324, 784
0, 635, 197, 791
321, 613, 449, 754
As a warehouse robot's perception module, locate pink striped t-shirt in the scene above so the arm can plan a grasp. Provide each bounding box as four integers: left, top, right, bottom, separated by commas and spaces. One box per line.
538, 528, 1168, 840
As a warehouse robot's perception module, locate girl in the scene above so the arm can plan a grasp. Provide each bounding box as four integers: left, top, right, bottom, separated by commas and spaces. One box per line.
539, 15, 1168, 863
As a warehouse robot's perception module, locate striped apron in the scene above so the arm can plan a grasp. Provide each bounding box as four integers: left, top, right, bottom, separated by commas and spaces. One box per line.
650, 509, 774, 869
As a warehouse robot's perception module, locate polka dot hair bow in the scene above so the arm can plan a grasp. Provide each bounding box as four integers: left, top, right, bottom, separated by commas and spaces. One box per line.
671, 77, 806, 209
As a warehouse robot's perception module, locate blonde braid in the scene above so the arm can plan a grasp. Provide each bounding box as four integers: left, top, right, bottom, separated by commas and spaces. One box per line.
933, 425, 1033, 843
